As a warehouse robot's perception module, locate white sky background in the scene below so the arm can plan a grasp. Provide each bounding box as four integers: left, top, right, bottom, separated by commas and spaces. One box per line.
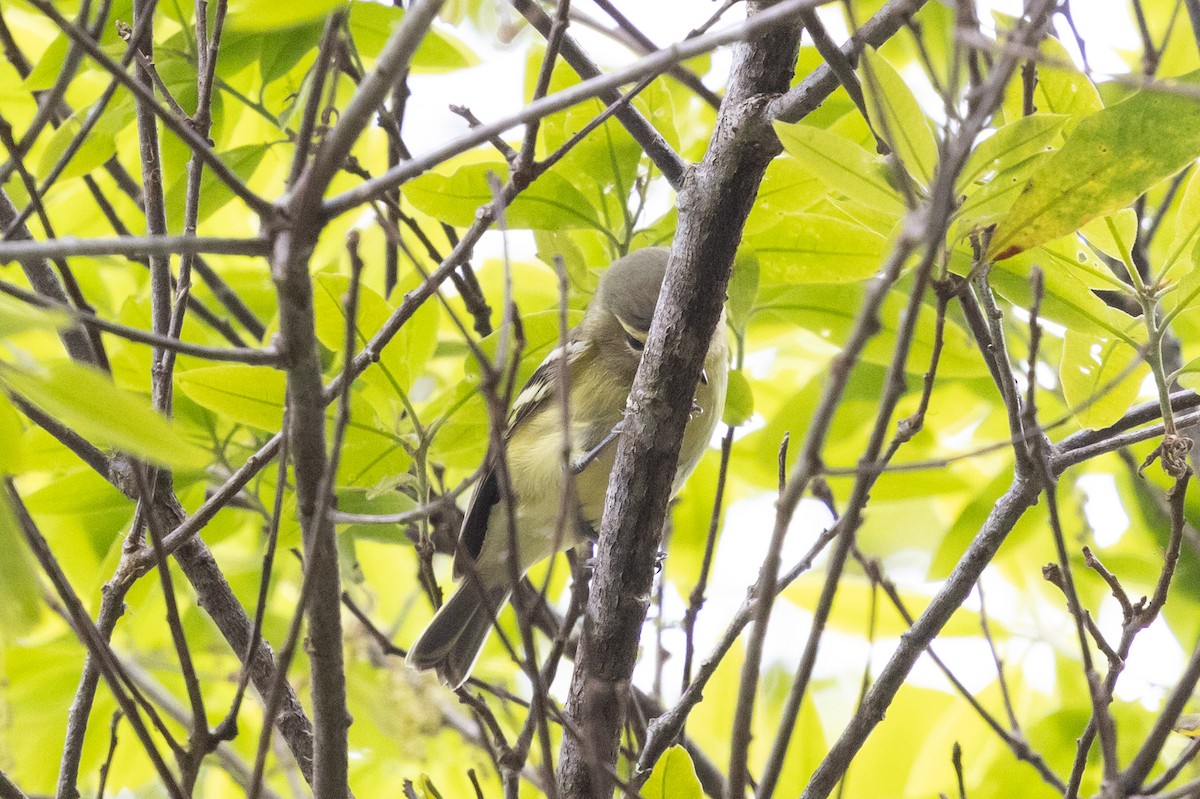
400, 0, 1183, 720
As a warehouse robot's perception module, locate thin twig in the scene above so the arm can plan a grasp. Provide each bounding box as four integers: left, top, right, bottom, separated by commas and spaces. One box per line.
26, 0, 274, 216
324, 0, 828, 218
0, 280, 281, 365
0, 235, 271, 262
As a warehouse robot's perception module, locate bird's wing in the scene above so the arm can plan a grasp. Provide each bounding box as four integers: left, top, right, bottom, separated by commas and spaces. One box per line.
453, 337, 592, 575
506, 338, 591, 432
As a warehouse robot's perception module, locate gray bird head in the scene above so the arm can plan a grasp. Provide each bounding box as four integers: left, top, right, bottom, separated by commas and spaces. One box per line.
595, 247, 669, 336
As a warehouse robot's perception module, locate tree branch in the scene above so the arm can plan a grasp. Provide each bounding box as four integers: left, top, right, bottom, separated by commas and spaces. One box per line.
0, 280, 280, 366
507, 0, 686, 188
24, 0, 273, 217
0, 235, 271, 262
555, 2, 803, 795
322, 0, 821, 219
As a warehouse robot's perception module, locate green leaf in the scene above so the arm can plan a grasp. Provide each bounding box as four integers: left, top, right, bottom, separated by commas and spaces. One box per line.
0, 495, 40, 638
990, 251, 1141, 343
1170, 256, 1200, 315
990, 70, 1200, 260
999, 27, 1102, 124
1164, 169, 1200, 278
752, 284, 989, 378
225, 0, 347, 31
955, 151, 1050, 236
1079, 210, 1138, 262
34, 113, 115, 182
257, 24, 324, 85
349, 4, 478, 73
1033, 36, 1104, 119
312, 272, 437, 389
403, 162, 602, 230
0, 395, 23, 474
0, 361, 207, 470
21, 34, 69, 93
726, 251, 759, 337
642, 746, 702, 799
748, 215, 887, 284
164, 144, 268, 231
0, 295, 66, 338
528, 49, 642, 232
958, 114, 1069, 190
1060, 331, 1148, 429
747, 156, 826, 232
773, 121, 906, 216
176, 364, 285, 432
722, 369, 754, 427
859, 47, 939, 185
1177, 355, 1200, 390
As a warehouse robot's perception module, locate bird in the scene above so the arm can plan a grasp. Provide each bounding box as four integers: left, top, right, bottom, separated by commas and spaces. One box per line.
406, 247, 729, 689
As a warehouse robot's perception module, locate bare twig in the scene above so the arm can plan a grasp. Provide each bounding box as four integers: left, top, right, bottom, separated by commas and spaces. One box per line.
0, 769, 30, 799
95, 712, 122, 799
26, 0, 273, 216
507, 0, 685, 188
0, 235, 271, 262
323, 0, 826, 218
0, 280, 280, 365
8, 482, 188, 799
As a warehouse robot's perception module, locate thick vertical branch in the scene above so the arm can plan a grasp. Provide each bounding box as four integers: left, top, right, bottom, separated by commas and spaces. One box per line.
555, 4, 802, 797
268, 4, 446, 796
269, 214, 349, 798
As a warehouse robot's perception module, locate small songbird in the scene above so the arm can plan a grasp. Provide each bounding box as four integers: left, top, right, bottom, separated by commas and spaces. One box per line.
406, 247, 729, 688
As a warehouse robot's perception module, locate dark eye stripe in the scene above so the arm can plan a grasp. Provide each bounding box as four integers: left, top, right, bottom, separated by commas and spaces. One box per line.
625, 332, 645, 351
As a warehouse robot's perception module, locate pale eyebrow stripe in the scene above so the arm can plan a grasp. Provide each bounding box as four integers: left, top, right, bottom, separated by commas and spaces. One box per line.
615, 315, 648, 340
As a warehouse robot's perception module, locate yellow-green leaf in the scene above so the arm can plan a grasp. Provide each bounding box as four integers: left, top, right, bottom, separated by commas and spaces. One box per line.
991, 250, 1142, 343
0, 495, 39, 638
312, 272, 437, 389
990, 70, 1200, 260
1176, 355, 1200, 390
1080, 210, 1138, 262
642, 746, 702, 799
0, 295, 66, 338
859, 46, 939, 185
404, 162, 602, 231
773, 121, 906, 216
0, 394, 23, 474
999, 24, 1102, 124
225, 0, 346, 31
958, 114, 1068, 190
0, 361, 207, 470
349, 4, 479, 73
34, 114, 115, 182
1060, 331, 1148, 429
1165, 169, 1200, 278
748, 215, 887, 284
722, 369, 754, 427
726, 251, 759, 337
177, 364, 285, 432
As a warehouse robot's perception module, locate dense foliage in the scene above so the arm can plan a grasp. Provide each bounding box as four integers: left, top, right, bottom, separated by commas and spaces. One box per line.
2, 1, 1200, 798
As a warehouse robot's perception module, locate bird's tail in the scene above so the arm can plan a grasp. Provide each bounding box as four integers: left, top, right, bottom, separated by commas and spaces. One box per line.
407, 579, 509, 689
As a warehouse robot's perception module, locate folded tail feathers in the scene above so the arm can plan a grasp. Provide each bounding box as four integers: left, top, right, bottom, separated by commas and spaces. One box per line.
407, 580, 510, 689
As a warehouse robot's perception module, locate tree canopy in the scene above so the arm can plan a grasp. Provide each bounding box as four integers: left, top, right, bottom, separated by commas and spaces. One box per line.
3, 1, 1200, 798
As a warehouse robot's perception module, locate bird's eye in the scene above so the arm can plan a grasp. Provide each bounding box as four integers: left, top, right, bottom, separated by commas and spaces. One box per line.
625, 332, 645, 352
